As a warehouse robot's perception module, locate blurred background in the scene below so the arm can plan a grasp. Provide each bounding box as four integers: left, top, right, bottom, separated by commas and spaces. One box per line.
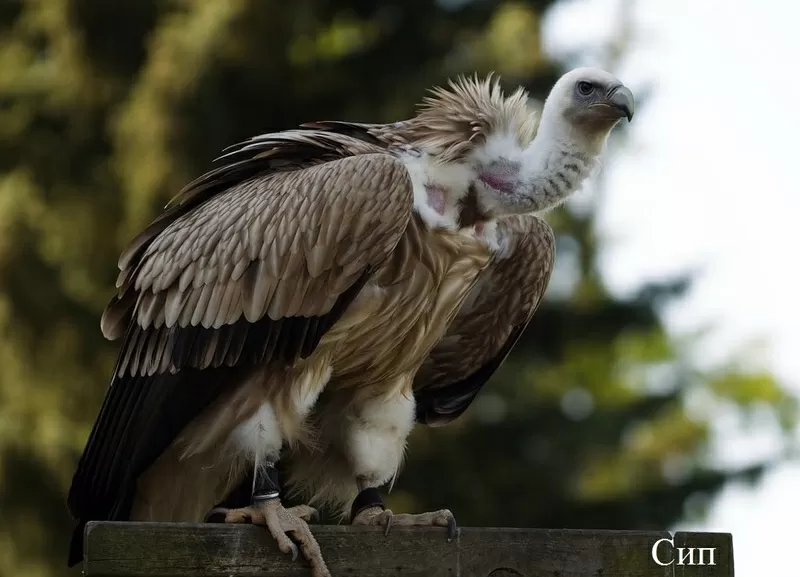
0, 0, 797, 575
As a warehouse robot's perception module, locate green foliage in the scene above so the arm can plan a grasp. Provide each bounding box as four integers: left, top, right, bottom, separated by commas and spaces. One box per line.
0, 1, 794, 576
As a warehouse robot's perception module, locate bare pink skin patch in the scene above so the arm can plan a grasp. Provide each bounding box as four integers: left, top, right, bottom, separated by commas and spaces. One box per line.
426, 184, 446, 215
474, 221, 485, 235
478, 171, 515, 195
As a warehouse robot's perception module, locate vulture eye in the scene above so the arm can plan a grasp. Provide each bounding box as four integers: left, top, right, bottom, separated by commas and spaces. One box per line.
577, 81, 594, 95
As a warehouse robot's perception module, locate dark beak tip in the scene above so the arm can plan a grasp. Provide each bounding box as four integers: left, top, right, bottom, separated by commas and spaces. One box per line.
608, 84, 634, 123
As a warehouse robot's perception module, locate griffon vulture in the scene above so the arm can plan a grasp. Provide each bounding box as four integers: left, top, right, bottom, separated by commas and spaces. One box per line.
67, 67, 634, 577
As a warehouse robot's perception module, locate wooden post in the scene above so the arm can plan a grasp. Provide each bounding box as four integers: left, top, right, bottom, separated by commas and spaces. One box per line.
83, 522, 734, 577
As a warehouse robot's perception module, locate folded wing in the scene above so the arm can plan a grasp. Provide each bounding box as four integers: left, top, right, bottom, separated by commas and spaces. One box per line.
413, 214, 555, 426
67, 134, 414, 563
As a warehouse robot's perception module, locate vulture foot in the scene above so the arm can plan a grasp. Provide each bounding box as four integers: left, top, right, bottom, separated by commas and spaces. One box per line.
204, 502, 329, 577
351, 506, 458, 541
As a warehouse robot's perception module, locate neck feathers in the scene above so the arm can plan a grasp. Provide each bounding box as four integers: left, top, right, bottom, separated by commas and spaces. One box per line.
470, 128, 598, 218
517, 137, 596, 213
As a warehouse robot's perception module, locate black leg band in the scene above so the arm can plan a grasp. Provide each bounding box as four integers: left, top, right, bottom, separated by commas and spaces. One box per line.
350, 487, 385, 522
252, 463, 281, 504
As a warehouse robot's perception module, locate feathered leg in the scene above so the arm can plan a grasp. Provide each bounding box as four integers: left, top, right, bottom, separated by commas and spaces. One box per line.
196, 361, 332, 577
342, 379, 457, 539
280, 378, 457, 540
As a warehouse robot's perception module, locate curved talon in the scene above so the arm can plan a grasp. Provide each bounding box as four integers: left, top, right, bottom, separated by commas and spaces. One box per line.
203, 507, 230, 523
383, 513, 393, 537
446, 516, 458, 542
287, 541, 299, 562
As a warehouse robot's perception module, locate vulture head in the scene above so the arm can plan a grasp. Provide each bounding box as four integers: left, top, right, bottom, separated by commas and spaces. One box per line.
540, 66, 634, 144
458, 67, 634, 218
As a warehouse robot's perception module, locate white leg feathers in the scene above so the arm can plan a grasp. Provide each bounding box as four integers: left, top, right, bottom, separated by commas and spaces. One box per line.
228, 361, 332, 465
232, 402, 284, 466
283, 376, 417, 516
345, 387, 416, 489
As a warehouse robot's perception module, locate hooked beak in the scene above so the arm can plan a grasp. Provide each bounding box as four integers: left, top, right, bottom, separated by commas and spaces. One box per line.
606, 84, 635, 122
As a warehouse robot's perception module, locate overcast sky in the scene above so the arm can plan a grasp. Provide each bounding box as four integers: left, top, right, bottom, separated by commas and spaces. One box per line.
544, 0, 800, 574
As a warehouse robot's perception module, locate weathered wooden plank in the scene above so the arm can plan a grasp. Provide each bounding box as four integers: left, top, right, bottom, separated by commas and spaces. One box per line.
673, 532, 735, 576
83, 522, 734, 577
86, 523, 457, 577
457, 527, 673, 577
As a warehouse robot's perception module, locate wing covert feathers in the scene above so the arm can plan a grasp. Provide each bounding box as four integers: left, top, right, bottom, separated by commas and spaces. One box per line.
414, 214, 555, 426
103, 152, 414, 377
